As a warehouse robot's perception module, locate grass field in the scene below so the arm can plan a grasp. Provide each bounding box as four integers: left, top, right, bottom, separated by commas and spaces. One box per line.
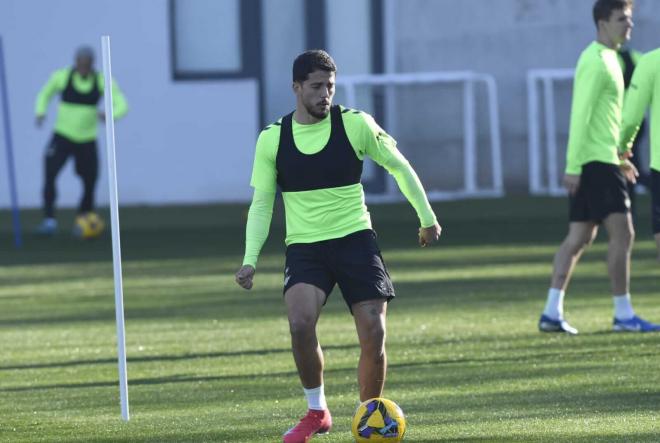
1, 196, 659, 442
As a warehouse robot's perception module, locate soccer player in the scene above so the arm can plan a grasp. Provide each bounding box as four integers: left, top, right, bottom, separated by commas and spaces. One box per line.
618, 45, 649, 216
538, 0, 660, 334
35, 46, 128, 235
235, 50, 441, 442
620, 46, 660, 260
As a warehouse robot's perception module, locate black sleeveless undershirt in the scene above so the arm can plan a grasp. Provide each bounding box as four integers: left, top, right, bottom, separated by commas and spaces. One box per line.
619, 49, 635, 89
276, 105, 363, 192
61, 68, 101, 106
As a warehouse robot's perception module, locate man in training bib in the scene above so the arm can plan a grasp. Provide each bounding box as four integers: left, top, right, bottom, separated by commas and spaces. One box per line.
34, 46, 128, 235
235, 50, 441, 442
539, 0, 660, 334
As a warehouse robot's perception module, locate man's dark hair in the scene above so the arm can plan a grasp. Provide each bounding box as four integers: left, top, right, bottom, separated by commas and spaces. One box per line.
75, 46, 95, 62
593, 0, 633, 27
292, 50, 336, 83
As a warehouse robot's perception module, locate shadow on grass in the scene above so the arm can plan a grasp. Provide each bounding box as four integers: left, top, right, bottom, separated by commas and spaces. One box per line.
1, 353, 652, 397
0, 372, 304, 393
0, 343, 358, 372
0, 197, 579, 267
6, 268, 660, 328
2, 196, 655, 267
6, 326, 647, 373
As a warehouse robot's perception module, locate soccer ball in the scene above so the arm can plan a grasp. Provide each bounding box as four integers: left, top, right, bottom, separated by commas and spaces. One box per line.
352, 398, 406, 442
73, 212, 105, 239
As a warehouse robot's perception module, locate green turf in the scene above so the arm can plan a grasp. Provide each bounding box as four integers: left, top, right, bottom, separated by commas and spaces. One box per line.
1, 196, 659, 442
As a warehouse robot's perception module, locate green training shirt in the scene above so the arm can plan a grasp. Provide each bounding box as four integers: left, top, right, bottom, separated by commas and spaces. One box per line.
620, 48, 660, 173
35, 68, 128, 143
249, 106, 437, 247
565, 41, 624, 175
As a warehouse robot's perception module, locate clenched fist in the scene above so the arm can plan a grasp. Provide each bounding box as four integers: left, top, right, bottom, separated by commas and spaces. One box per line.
235, 265, 256, 290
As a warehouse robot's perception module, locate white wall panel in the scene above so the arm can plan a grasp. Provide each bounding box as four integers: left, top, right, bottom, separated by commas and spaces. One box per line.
0, 0, 258, 209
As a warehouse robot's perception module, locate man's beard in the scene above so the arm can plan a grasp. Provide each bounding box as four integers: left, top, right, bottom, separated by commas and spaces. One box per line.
305, 101, 330, 120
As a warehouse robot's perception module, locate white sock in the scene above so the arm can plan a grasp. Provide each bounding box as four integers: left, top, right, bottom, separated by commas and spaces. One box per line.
303, 385, 327, 411
44, 218, 57, 228
543, 288, 565, 320
613, 294, 635, 320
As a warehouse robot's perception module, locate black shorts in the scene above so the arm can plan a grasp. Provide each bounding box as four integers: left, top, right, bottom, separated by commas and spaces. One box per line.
283, 229, 395, 312
651, 169, 660, 234
569, 161, 630, 224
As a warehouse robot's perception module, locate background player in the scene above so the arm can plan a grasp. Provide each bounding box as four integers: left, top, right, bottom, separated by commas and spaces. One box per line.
620, 46, 660, 260
35, 46, 128, 235
539, 0, 660, 334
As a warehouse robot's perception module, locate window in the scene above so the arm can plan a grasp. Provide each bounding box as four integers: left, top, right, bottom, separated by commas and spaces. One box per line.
170, 0, 261, 79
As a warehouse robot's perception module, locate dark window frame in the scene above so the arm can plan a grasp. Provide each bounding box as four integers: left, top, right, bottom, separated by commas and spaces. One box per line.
302, 0, 385, 192
304, 0, 326, 50
169, 0, 262, 81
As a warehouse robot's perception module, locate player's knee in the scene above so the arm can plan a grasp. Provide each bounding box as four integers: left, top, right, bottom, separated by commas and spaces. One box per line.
613, 225, 635, 248
288, 316, 316, 339
564, 237, 590, 254
362, 343, 386, 365
360, 326, 386, 353
622, 230, 635, 251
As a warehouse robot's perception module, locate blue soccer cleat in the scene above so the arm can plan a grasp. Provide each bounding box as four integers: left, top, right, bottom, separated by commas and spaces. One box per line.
613, 315, 660, 332
35, 218, 58, 236
538, 314, 578, 335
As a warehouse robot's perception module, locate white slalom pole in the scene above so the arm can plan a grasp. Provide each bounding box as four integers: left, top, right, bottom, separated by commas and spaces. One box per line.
101, 35, 129, 422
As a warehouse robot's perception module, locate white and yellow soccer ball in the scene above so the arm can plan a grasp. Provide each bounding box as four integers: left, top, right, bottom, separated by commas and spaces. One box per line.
352, 398, 406, 442
73, 212, 105, 239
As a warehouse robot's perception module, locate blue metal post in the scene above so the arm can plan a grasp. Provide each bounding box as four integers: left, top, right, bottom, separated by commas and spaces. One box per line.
0, 35, 23, 248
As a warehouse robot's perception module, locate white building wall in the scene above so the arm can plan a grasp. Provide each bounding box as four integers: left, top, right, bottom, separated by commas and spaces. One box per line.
392, 0, 660, 191
0, 0, 259, 209
262, 0, 305, 124
3, 0, 659, 207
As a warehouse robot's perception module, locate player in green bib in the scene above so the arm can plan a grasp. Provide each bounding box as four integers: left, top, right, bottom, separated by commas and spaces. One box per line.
235, 50, 441, 442
620, 47, 660, 259
34, 46, 128, 235
539, 0, 660, 335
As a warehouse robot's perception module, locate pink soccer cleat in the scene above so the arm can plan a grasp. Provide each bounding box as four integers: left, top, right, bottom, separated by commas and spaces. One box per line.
283, 409, 332, 443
